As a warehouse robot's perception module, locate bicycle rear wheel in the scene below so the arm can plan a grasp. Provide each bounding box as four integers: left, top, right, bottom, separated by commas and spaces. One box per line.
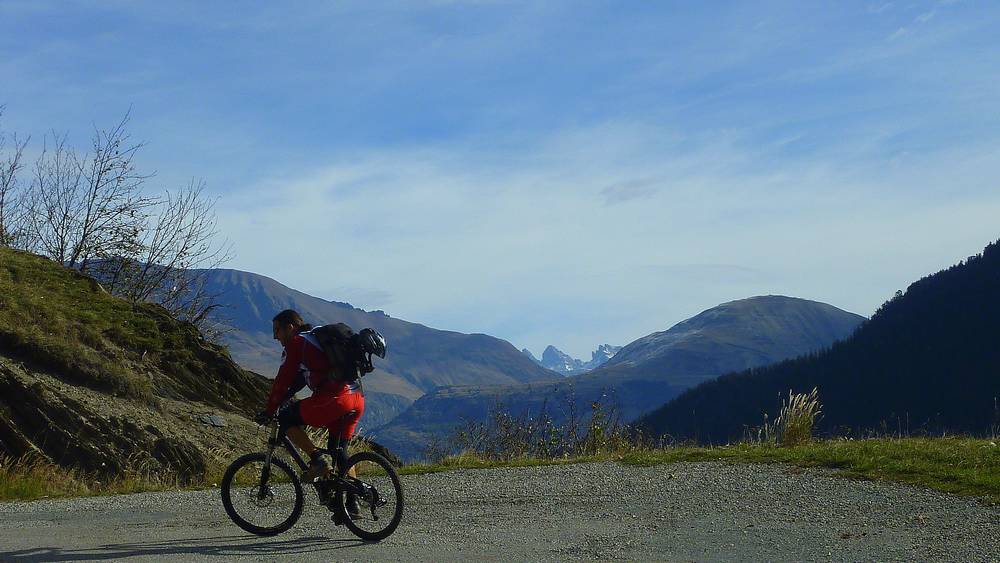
221, 452, 304, 536
334, 451, 404, 541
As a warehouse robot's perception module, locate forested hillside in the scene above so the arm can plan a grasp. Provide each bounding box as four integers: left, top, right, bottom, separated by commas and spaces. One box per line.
638, 240, 1000, 443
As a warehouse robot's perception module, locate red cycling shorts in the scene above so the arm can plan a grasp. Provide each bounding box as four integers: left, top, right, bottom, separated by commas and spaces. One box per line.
298, 385, 365, 440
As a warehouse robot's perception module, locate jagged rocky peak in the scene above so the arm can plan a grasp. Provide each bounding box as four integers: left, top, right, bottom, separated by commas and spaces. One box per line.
521, 348, 539, 363
589, 344, 622, 367
529, 344, 621, 375
541, 345, 585, 374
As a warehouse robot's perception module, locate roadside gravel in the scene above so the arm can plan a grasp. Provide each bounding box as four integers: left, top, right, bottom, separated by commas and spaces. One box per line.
1, 461, 998, 561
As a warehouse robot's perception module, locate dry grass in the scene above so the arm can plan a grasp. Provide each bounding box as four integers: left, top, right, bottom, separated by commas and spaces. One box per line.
425, 393, 656, 463
0, 453, 234, 502
775, 387, 822, 446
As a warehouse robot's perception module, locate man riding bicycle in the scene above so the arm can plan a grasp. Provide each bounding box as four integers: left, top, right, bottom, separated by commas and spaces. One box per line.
259, 309, 385, 515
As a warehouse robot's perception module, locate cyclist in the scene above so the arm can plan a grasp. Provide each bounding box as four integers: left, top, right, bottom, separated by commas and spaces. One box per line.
260, 309, 378, 489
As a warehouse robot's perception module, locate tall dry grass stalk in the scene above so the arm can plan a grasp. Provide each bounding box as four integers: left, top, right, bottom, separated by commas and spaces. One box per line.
774, 387, 822, 447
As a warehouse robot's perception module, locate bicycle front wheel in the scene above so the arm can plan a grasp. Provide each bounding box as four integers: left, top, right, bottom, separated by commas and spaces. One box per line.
221, 452, 304, 536
335, 451, 404, 541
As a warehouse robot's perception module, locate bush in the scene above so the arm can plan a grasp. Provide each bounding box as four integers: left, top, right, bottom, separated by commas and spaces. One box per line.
774, 388, 822, 447
427, 391, 654, 463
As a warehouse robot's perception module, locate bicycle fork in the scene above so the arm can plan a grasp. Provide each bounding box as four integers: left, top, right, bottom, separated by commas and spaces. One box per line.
257, 425, 280, 501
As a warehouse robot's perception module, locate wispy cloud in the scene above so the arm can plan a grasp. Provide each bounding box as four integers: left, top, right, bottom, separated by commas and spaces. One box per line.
888, 27, 908, 40
601, 179, 660, 206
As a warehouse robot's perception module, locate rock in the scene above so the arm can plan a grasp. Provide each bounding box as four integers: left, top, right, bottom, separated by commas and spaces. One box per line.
197, 414, 227, 428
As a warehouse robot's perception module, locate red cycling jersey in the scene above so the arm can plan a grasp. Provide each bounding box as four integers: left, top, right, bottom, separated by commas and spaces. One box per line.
265, 333, 347, 414
265, 332, 364, 439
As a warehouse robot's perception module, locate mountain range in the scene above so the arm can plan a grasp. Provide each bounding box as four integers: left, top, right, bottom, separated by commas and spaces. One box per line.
521, 344, 623, 375
374, 295, 866, 460
199, 269, 560, 428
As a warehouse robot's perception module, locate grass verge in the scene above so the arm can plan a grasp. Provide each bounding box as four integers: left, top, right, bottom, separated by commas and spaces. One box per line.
405, 437, 1000, 505
5, 438, 998, 505
0, 455, 232, 503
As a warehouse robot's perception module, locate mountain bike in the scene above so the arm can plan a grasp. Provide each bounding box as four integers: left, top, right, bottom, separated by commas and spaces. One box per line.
220, 412, 404, 541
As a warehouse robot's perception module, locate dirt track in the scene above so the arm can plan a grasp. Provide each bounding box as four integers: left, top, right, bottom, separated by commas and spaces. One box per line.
1, 461, 998, 562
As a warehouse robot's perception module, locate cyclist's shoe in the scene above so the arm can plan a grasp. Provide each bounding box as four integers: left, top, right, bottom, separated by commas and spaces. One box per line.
302, 455, 329, 482
346, 492, 361, 519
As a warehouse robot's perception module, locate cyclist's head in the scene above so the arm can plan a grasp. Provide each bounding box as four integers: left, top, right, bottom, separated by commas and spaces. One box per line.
272, 309, 309, 346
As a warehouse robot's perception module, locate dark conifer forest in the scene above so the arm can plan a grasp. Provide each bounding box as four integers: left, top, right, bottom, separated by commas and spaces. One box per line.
638, 239, 1000, 443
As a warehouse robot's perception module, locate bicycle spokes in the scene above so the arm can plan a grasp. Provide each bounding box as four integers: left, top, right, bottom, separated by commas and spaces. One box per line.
336, 452, 403, 540
222, 455, 304, 534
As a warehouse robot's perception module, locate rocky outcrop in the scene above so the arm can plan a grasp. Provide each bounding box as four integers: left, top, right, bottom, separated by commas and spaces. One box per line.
1, 365, 151, 474
0, 247, 382, 479
0, 357, 264, 479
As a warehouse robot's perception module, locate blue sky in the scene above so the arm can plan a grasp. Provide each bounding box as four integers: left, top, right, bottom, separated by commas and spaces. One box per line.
2, 1, 999, 358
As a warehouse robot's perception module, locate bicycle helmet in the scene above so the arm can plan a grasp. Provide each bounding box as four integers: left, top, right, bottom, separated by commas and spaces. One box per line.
358, 328, 387, 359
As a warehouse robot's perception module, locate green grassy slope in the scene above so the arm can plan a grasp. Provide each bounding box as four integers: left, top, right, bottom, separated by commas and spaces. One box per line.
0, 247, 270, 476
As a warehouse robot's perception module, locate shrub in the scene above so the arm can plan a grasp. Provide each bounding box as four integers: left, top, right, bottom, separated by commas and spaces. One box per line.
774, 388, 822, 447
428, 391, 649, 463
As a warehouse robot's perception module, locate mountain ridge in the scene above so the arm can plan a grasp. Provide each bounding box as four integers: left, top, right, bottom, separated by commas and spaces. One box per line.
198, 268, 561, 428
636, 240, 1000, 443
375, 295, 865, 460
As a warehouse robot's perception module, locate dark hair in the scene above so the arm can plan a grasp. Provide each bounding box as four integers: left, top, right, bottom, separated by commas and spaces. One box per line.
272, 309, 313, 333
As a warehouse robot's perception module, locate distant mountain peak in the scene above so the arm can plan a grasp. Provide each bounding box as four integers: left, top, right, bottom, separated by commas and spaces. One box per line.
605, 295, 865, 370
527, 343, 621, 375
590, 344, 622, 365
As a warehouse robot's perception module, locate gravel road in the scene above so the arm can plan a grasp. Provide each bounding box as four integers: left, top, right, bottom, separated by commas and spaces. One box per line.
1, 461, 997, 562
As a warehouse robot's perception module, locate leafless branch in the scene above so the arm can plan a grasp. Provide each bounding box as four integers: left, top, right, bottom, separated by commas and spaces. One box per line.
0, 108, 31, 248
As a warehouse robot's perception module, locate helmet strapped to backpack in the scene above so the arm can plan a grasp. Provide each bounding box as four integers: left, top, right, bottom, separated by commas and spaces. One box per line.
357, 328, 386, 373
308, 323, 386, 382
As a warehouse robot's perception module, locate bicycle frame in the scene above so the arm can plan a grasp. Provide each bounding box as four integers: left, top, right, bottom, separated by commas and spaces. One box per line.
259, 422, 362, 499
264, 423, 309, 471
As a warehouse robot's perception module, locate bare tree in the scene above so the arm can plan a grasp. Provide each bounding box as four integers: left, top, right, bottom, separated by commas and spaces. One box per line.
14, 109, 232, 338
93, 179, 232, 336
26, 132, 86, 261
0, 107, 30, 248
25, 111, 155, 269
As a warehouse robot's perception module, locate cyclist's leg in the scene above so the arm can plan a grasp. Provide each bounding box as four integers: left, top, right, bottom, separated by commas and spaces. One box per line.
336, 389, 365, 477
277, 401, 317, 455
332, 391, 365, 516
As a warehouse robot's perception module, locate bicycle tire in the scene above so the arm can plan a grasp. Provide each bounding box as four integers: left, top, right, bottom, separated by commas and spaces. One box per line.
221, 452, 304, 536
334, 451, 404, 541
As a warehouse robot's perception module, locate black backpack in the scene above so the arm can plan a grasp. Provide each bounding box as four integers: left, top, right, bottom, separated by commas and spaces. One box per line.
309, 323, 372, 382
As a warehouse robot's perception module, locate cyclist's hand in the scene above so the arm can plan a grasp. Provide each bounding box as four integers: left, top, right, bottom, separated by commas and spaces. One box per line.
254, 410, 273, 425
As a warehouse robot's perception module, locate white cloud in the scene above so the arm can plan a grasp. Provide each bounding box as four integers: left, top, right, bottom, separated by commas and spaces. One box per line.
217, 120, 1000, 357
888, 27, 908, 40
